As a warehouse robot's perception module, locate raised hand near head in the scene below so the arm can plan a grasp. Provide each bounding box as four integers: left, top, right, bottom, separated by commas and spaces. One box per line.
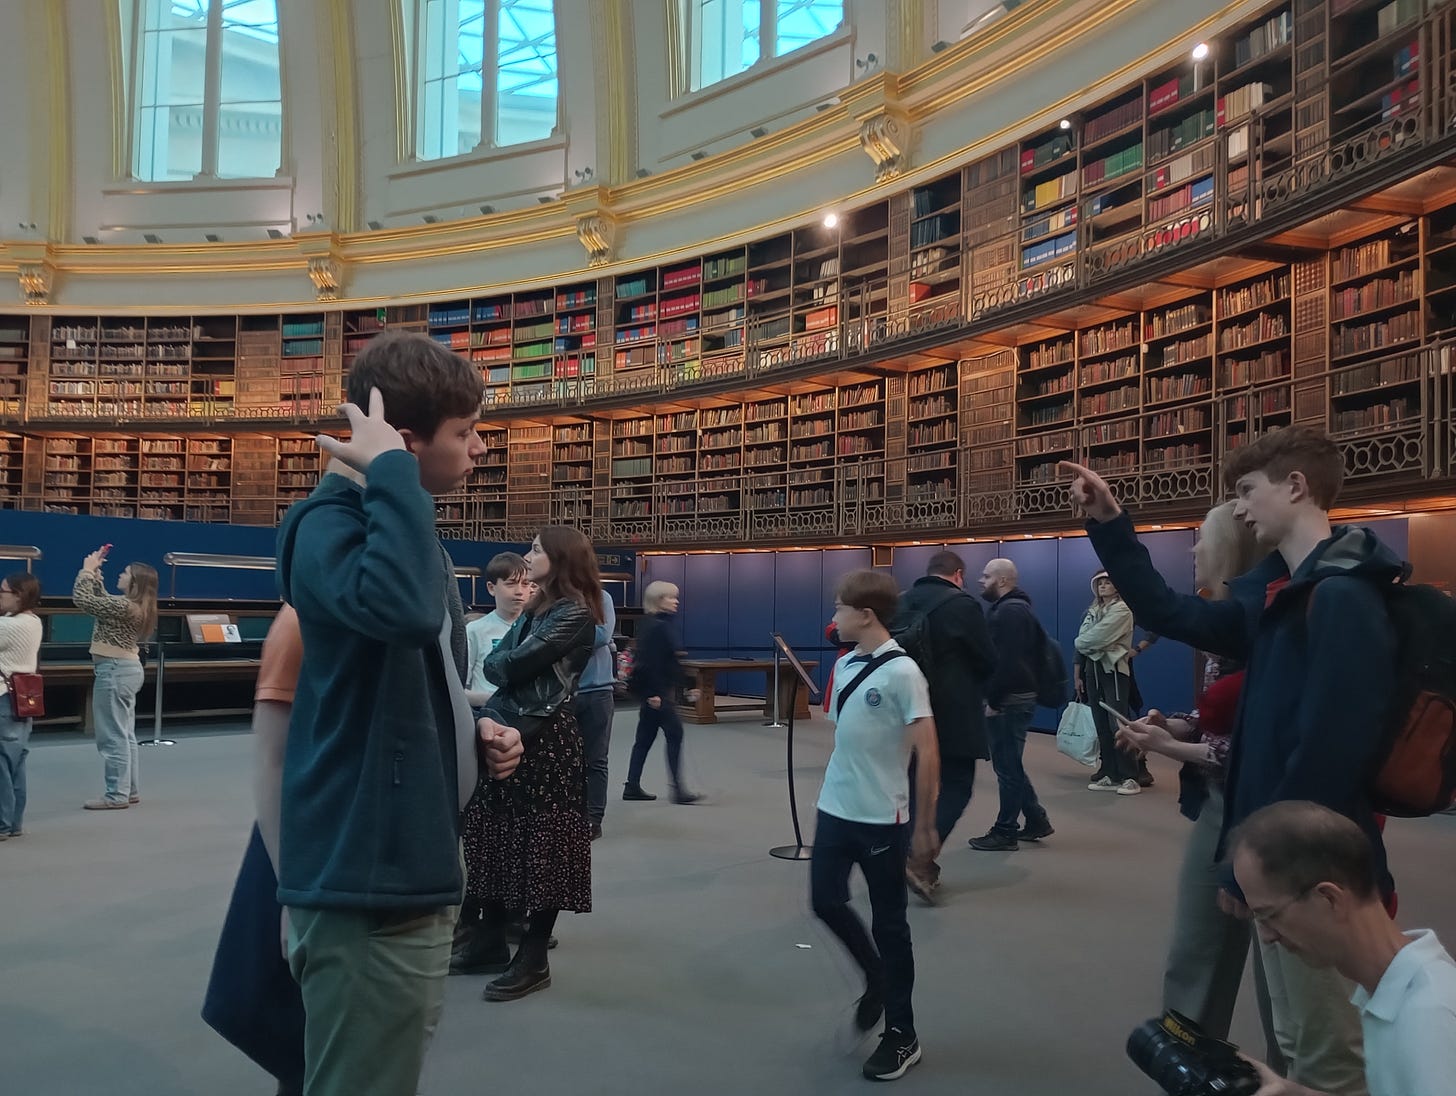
1058, 460, 1122, 523
316, 387, 406, 474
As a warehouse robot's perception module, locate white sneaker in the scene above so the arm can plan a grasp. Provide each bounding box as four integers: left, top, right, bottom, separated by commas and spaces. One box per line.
1116, 779, 1142, 796
1087, 776, 1116, 791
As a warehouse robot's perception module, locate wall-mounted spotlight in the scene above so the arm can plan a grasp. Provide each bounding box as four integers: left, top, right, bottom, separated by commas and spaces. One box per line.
478, 204, 495, 215
573, 166, 595, 183
366, 220, 383, 230
750, 125, 768, 138
143, 233, 163, 244
266, 228, 285, 239
690, 150, 707, 161
635, 168, 651, 178
823, 212, 839, 229
931, 39, 949, 52
1191, 42, 1210, 61
82, 235, 99, 244
1059, 118, 1072, 130
204, 233, 221, 242
422, 214, 439, 224
855, 52, 879, 71
537, 195, 556, 204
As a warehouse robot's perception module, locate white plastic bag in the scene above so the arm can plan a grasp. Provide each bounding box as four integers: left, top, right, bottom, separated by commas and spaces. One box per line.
1056, 702, 1100, 768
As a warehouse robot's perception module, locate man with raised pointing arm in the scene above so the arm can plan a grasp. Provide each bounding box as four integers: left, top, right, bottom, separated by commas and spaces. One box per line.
1060, 425, 1403, 1096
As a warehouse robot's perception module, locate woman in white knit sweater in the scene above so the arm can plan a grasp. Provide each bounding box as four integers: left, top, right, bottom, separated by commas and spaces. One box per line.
0, 571, 44, 838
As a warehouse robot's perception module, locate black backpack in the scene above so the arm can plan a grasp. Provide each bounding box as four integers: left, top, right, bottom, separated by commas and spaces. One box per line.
1030, 621, 1071, 709
1368, 575, 1456, 817
891, 586, 960, 677
999, 598, 1069, 708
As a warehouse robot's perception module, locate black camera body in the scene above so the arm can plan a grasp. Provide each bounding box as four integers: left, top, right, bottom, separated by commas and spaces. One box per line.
1126, 1010, 1263, 1095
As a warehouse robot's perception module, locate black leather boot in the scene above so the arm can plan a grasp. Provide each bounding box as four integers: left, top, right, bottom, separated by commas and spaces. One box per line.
482, 935, 551, 1001
448, 918, 510, 975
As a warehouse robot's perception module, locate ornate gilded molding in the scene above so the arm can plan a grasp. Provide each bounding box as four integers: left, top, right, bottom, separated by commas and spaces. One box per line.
858, 105, 913, 182
18, 262, 54, 306
307, 256, 345, 301
296, 233, 348, 301
576, 213, 618, 267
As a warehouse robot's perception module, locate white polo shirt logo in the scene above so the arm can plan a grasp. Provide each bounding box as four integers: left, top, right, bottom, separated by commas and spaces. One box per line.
865, 687, 883, 707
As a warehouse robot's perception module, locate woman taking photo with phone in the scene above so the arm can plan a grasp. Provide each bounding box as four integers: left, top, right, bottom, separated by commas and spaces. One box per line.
72, 546, 158, 810
0, 572, 43, 838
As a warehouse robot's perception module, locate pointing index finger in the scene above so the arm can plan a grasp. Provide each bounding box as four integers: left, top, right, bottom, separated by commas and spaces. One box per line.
368, 386, 386, 419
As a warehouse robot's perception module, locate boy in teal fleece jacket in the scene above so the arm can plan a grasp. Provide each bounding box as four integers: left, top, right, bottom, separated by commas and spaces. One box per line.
276, 333, 523, 1096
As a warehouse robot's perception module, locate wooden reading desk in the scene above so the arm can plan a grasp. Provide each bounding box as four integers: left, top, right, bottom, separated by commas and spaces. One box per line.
678, 658, 818, 725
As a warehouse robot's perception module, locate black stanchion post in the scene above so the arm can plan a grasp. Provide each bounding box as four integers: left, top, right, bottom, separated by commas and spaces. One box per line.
767, 632, 820, 862
141, 640, 176, 748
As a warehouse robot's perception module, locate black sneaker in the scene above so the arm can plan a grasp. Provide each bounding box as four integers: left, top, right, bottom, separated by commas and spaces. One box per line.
1135, 766, 1155, 788
968, 829, 1018, 852
1018, 818, 1055, 842
863, 1027, 921, 1081
591, 822, 603, 841
622, 785, 657, 801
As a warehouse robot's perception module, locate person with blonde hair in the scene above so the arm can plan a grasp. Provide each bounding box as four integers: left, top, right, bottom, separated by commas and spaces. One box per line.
1075, 569, 1137, 793
73, 546, 158, 810
622, 580, 700, 804
1115, 500, 1279, 1057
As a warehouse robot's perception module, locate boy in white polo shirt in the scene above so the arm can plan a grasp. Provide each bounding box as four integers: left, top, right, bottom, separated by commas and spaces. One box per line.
812, 569, 941, 1083
463, 552, 532, 705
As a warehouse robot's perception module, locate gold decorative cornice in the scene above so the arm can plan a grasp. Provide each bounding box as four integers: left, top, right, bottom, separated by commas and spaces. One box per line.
843, 73, 914, 182
562, 187, 619, 266
17, 263, 54, 306
296, 232, 348, 301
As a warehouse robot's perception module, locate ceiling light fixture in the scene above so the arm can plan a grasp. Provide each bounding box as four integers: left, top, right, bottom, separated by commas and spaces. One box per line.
1059, 118, 1072, 130
1191, 42, 1210, 61
823, 212, 839, 229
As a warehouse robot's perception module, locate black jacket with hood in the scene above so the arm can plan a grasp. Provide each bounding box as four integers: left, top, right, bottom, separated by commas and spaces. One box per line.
898, 575, 998, 759
982, 587, 1041, 709
1087, 510, 1402, 897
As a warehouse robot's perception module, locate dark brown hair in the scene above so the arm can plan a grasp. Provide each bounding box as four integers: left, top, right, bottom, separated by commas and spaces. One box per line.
1228, 800, 1378, 902
836, 569, 900, 628
926, 550, 965, 579
485, 551, 528, 584
1222, 426, 1345, 510
2, 571, 41, 613
529, 527, 604, 624
346, 332, 484, 441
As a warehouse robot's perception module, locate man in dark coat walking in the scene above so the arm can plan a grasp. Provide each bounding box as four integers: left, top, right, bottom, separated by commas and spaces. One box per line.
898, 551, 997, 902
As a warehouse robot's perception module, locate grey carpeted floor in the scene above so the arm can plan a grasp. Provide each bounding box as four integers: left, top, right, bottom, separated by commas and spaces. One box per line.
4, 708, 1453, 1096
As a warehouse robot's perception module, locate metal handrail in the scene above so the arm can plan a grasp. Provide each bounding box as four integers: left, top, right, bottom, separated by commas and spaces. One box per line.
0, 545, 41, 571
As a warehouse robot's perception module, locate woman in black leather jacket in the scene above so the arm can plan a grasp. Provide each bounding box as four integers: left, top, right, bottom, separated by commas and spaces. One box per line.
459, 525, 601, 1003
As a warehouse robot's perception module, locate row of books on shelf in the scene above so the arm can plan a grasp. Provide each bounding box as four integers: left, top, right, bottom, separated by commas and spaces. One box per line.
1024, 173, 1078, 213
1021, 132, 1074, 174
912, 216, 956, 249
1149, 109, 1215, 162
1024, 206, 1077, 243
1083, 144, 1144, 187
1235, 9, 1292, 67
1217, 82, 1273, 127
1332, 270, 1420, 321
1150, 176, 1215, 221
1022, 231, 1078, 269
1085, 97, 1143, 144
1333, 311, 1421, 358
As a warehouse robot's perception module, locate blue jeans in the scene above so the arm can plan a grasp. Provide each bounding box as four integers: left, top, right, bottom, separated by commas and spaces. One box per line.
94, 656, 144, 804
575, 688, 614, 824
810, 810, 915, 1034
988, 704, 1047, 834
0, 703, 32, 833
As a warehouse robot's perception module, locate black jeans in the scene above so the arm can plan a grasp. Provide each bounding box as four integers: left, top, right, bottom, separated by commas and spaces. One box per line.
625, 699, 686, 791
908, 754, 977, 845
988, 704, 1047, 833
575, 688, 614, 824
1086, 666, 1134, 783
810, 810, 915, 1034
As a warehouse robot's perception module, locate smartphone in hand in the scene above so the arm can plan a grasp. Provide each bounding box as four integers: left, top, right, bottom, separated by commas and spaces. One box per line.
1098, 700, 1134, 726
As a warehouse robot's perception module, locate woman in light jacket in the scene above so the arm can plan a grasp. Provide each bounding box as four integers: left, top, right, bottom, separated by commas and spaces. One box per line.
72, 547, 158, 810
0, 572, 44, 838
1075, 570, 1137, 793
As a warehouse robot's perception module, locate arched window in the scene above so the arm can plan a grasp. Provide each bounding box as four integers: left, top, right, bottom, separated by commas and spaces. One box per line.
411, 0, 560, 162
125, 0, 282, 182
686, 1, 843, 92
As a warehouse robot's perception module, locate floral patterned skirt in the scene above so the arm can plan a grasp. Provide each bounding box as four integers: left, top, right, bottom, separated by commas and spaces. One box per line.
462, 706, 592, 913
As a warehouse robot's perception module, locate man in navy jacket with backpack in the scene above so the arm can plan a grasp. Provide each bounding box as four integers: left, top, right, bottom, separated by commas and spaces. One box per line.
1063, 426, 1401, 1096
